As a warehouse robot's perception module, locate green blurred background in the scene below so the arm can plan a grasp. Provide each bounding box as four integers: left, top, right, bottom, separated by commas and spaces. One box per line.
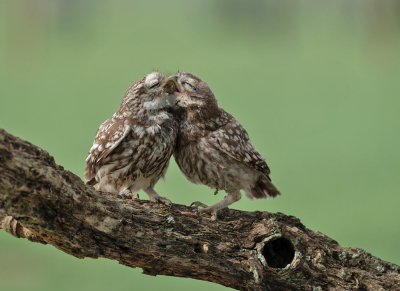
1, 0, 400, 290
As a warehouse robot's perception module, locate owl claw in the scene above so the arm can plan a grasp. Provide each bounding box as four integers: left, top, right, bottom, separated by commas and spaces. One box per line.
119, 189, 137, 200
120, 193, 132, 200
190, 202, 218, 221
154, 196, 172, 207
190, 201, 209, 209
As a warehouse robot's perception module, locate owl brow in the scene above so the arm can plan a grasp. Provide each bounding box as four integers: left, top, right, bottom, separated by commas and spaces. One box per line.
149, 82, 160, 89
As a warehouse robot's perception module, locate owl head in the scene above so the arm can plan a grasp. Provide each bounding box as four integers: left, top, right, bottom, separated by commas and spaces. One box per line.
122, 71, 172, 112
166, 72, 219, 120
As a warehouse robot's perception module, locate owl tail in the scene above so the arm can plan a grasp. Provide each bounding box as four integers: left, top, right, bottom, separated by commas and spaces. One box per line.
245, 175, 281, 200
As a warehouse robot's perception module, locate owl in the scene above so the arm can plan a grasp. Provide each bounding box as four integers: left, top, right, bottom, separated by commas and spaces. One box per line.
84, 71, 177, 205
166, 71, 281, 220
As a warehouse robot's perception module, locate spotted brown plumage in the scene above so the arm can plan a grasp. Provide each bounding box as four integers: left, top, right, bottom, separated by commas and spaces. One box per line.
167, 71, 281, 219
84, 72, 177, 204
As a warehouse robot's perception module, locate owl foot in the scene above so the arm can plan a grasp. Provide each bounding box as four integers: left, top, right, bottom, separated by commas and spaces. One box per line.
190, 201, 209, 209
190, 201, 218, 221
153, 196, 173, 208
120, 193, 132, 200
119, 189, 139, 201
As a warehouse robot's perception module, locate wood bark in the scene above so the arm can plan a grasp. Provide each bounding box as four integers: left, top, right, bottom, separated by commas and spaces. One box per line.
0, 127, 399, 291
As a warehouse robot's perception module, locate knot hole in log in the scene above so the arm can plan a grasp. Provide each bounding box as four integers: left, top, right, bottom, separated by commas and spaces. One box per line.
256, 234, 297, 270
262, 237, 295, 268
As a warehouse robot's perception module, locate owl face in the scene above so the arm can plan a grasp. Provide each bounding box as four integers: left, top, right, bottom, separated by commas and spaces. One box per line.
166, 72, 217, 110
134, 72, 172, 110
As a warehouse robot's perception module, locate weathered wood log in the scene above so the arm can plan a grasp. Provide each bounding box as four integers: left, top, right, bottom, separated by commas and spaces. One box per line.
0, 127, 399, 291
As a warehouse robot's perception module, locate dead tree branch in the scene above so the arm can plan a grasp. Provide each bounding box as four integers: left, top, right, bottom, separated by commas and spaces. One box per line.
0, 127, 399, 291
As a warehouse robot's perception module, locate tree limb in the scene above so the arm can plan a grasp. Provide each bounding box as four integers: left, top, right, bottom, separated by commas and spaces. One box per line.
0, 127, 399, 291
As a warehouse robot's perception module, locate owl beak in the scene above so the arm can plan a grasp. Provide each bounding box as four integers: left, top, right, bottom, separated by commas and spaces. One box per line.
165, 76, 181, 94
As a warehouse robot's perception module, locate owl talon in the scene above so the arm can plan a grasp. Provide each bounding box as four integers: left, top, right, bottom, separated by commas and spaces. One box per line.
120, 189, 134, 200
132, 193, 140, 201
190, 202, 218, 220
120, 193, 132, 200
153, 196, 172, 207
190, 201, 209, 209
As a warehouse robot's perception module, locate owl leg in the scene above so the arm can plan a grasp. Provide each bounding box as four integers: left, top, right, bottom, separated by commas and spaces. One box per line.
191, 190, 241, 221
143, 187, 172, 207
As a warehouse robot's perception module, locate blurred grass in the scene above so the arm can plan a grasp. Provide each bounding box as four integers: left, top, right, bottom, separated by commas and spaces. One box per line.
1, 0, 400, 290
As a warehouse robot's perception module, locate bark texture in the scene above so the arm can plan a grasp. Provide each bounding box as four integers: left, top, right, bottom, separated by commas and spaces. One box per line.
0, 127, 399, 291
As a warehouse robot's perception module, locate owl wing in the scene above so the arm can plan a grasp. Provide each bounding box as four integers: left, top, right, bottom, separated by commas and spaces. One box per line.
84, 118, 132, 185
209, 119, 271, 178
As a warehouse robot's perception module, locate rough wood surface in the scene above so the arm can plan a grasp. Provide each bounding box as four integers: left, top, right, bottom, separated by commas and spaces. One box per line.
0, 127, 399, 291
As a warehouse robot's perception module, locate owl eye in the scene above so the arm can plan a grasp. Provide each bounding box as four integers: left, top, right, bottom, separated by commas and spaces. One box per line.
149, 82, 160, 89
183, 82, 196, 91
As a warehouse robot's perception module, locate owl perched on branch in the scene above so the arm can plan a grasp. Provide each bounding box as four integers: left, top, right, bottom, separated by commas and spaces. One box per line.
166, 72, 281, 220
84, 72, 177, 205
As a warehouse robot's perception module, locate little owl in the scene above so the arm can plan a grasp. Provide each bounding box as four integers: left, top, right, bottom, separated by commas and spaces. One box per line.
166, 71, 281, 219
84, 71, 177, 205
